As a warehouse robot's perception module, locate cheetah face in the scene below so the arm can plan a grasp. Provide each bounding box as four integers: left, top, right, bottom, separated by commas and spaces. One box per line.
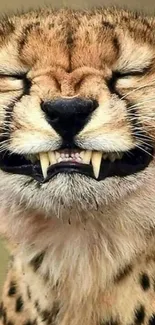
0, 9, 154, 214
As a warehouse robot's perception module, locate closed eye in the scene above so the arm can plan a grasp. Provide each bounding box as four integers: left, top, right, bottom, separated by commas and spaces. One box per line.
0, 73, 31, 94
107, 67, 150, 94
113, 65, 151, 78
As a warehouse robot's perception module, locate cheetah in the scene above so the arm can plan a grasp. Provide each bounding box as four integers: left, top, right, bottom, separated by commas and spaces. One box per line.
0, 6, 155, 325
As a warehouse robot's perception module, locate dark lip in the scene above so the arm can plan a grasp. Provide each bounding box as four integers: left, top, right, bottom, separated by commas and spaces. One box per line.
0, 145, 153, 183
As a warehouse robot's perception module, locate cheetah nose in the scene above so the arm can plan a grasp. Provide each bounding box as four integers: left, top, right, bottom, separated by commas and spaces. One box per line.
41, 97, 98, 140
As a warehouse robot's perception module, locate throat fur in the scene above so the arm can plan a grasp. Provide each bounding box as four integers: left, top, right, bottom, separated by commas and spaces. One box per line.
2, 225, 155, 325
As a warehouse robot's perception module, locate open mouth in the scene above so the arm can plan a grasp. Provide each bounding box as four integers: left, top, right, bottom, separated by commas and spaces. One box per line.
0, 145, 153, 183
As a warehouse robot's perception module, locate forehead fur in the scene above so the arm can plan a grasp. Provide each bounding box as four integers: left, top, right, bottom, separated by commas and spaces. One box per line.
0, 8, 155, 74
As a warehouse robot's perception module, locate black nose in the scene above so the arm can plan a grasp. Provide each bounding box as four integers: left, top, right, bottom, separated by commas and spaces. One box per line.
41, 98, 98, 139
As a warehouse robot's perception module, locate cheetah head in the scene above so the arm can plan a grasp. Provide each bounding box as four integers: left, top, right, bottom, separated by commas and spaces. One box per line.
0, 8, 154, 217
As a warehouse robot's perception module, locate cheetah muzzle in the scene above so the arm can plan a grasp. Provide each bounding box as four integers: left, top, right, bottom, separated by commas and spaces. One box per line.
0, 96, 153, 183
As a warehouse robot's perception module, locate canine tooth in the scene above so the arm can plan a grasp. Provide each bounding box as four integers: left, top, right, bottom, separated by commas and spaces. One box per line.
80, 151, 85, 159
83, 150, 92, 164
55, 152, 60, 159
48, 151, 57, 165
91, 151, 102, 179
39, 152, 50, 178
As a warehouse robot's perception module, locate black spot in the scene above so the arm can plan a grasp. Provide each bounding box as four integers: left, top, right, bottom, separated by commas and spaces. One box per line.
39, 302, 60, 324
30, 252, 45, 271
115, 265, 132, 282
135, 305, 145, 324
0, 19, 15, 39
0, 304, 7, 324
47, 302, 60, 324
3, 308, 7, 325
102, 21, 114, 29
15, 296, 24, 312
7, 321, 14, 325
27, 286, 31, 300
67, 31, 73, 46
113, 36, 120, 53
149, 314, 155, 325
140, 273, 150, 291
34, 300, 41, 313
51, 301, 60, 318
18, 22, 41, 51
40, 310, 50, 321
48, 23, 54, 29
8, 281, 17, 296
0, 302, 4, 318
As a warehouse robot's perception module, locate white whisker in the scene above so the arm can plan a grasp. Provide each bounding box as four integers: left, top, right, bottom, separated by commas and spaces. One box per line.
134, 144, 154, 158
120, 79, 155, 100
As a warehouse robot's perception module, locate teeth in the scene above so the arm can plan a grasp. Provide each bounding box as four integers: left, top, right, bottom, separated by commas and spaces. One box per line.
55, 152, 60, 159
83, 150, 92, 164
28, 149, 124, 180
80, 151, 85, 159
48, 151, 57, 165
39, 152, 50, 178
91, 151, 102, 179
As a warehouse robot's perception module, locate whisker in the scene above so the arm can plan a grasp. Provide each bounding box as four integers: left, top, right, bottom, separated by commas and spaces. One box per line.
120, 79, 155, 100
127, 98, 155, 111
134, 144, 154, 158
136, 139, 153, 148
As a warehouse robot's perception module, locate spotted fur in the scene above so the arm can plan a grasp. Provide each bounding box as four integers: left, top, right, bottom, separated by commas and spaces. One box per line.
0, 7, 155, 325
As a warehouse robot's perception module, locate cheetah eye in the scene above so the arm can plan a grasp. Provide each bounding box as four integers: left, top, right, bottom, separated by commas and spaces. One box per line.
107, 69, 147, 94
0, 73, 31, 94
112, 70, 146, 78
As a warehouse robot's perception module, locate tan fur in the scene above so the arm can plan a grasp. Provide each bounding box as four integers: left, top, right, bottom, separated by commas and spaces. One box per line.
0, 7, 155, 325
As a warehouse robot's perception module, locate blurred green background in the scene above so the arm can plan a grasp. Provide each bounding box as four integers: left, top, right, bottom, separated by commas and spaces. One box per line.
0, 0, 155, 294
